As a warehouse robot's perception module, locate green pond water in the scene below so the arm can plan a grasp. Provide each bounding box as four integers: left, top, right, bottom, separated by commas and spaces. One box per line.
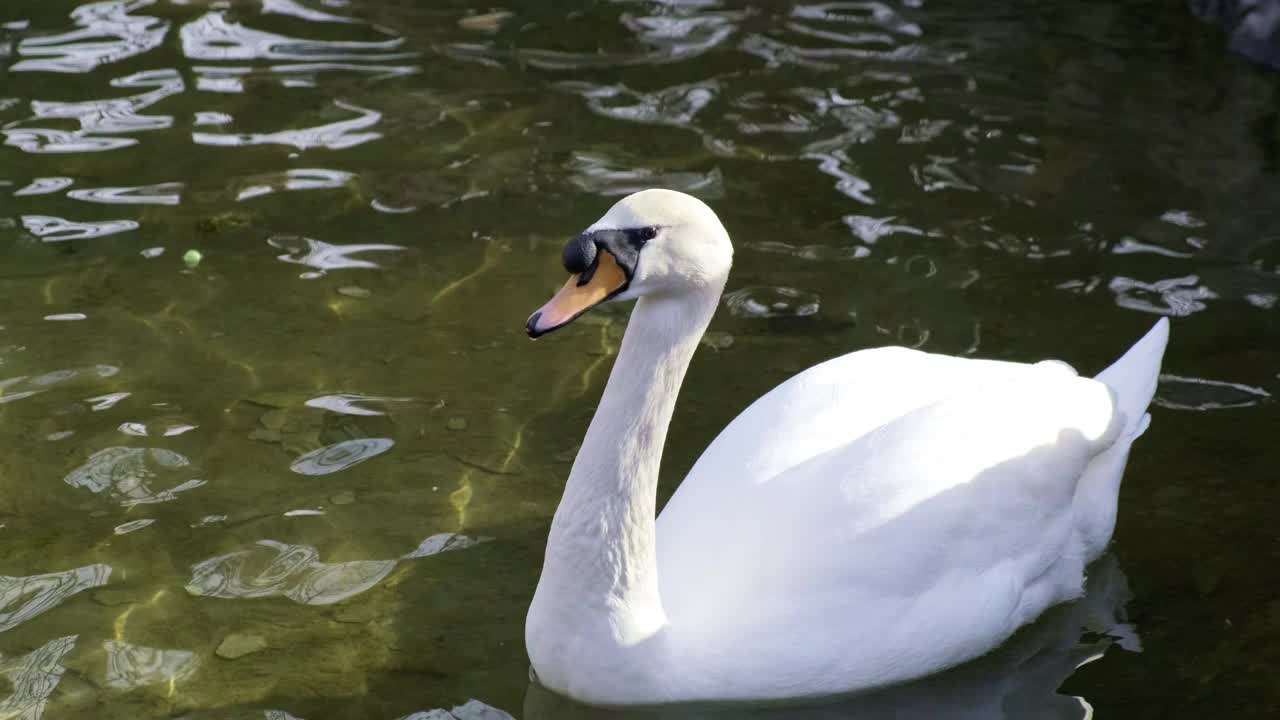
1, 0, 1278, 718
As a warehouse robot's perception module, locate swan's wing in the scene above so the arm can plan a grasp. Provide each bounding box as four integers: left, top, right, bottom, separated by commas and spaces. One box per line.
657, 360, 1125, 688
660, 347, 1072, 532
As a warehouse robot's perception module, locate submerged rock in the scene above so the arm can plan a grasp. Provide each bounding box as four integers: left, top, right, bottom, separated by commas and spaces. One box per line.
215, 633, 267, 660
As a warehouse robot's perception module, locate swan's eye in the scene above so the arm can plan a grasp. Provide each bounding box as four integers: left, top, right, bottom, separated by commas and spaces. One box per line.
623, 226, 658, 248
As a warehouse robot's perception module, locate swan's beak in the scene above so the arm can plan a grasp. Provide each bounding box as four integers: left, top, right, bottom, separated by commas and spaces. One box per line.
527, 250, 629, 338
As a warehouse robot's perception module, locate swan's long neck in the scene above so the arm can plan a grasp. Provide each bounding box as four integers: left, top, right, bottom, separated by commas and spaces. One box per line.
527, 287, 720, 687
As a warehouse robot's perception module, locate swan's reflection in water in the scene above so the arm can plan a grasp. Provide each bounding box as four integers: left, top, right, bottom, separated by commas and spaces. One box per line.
524, 556, 1137, 720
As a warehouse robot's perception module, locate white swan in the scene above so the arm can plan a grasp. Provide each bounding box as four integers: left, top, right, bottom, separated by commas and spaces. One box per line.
523, 189, 1168, 706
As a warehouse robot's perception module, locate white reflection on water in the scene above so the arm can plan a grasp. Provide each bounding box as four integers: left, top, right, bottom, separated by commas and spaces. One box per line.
102, 640, 198, 690
0, 635, 78, 720
568, 151, 724, 198
64, 447, 205, 506
304, 393, 414, 417
191, 61, 420, 93
186, 534, 486, 606
723, 285, 821, 318
0, 565, 111, 632
12, 0, 168, 73
4, 68, 183, 154
0, 365, 119, 404
180, 11, 412, 62
448, 1, 739, 70
1155, 374, 1272, 411
268, 234, 407, 277
290, 438, 394, 475
192, 99, 381, 150
236, 168, 355, 201
1108, 274, 1218, 316
21, 215, 139, 241
117, 417, 198, 437
560, 81, 718, 128
263, 0, 360, 25
67, 181, 182, 205
12, 178, 74, 196
113, 518, 156, 535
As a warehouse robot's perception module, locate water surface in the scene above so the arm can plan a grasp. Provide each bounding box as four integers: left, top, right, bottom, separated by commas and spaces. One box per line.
1, 1, 1278, 718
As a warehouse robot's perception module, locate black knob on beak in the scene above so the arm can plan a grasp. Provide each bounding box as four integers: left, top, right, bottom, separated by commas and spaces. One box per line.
562, 233, 597, 275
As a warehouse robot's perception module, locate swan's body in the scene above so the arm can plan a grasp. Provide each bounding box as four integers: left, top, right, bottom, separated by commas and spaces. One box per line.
524, 190, 1169, 706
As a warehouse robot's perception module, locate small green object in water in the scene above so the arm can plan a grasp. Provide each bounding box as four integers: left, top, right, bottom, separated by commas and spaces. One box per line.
183, 249, 203, 269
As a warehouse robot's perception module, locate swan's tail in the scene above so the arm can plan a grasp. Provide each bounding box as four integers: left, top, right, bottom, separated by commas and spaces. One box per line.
1075, 318, 1170, 561
1094, 317, 1170, 439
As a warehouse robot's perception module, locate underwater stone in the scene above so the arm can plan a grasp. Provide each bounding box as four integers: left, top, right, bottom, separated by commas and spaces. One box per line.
260, 409, 289, 431
215, 633, 267, 660
249, 428, 282, 443
337, 285, 371, 298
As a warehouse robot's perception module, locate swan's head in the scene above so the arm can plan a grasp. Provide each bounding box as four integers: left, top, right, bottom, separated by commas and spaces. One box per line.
526, 189, 733, 338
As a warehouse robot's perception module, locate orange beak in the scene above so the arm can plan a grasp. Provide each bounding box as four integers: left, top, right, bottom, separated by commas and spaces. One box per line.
526, 250, 629, 338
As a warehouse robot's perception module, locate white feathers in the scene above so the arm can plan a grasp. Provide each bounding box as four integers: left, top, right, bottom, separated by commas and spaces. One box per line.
526, 190, 1170, 705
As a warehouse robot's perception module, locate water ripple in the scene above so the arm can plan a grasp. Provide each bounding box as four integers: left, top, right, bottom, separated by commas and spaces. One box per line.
0, 365, 119, 405
263, 0, 360, 25
66, 181, 182, 205
12, 177, 74, 196
21, 215, 138, 241
0, 565, 111, 632
1155, 375, 1272, 411
191, 62, 419, 93
180, 11, 413, 62
268, 235, 407, 277
113, 518, 156, 535
192, 99, 381, 150
724, 286, 822, 318
4, 68, 183, 153
290, 438, 393, 476
304, 393, 414, 417
118, 417, 198, 437
0, 635, 78, 720
568, 151, 724, 198
64, 447, 205, 506
560, 81, 718, 128
791, 2, 924, 38
186, 534, 484, 606
235, 168, 355, 201
1108, 274, 1218, 317
12, 0, 168, 74
103, 640, 198, 690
